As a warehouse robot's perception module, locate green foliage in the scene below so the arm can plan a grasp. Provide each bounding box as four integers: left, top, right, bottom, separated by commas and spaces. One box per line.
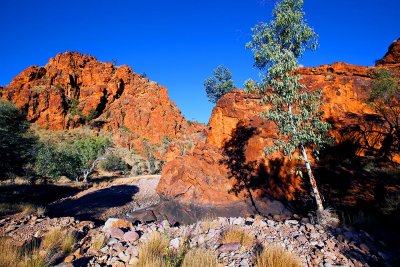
100, 154, 129, 172
68, 98, 81, 117
34, 141, 81, 180
368, 68, 399, 158
204, 65, 235, 103
34, 136, 110, 181
246, 0, 330, 159
369, 68, 399, 102
72, 136, 110, 171
0, 100, 36, 180
244, 79, 260, 94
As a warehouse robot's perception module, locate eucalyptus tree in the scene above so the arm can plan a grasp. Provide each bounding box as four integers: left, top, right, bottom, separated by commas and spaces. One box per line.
247, 0, 330, 212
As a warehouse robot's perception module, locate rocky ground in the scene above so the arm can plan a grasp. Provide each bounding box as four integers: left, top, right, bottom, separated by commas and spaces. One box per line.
0, 175, 398, 266
0, 214, 397, 267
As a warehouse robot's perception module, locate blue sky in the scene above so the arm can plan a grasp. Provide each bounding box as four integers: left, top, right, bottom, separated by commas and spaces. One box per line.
1, 0, 399, 123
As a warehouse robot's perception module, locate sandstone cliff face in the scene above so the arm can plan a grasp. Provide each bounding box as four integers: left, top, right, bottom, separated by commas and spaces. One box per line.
0, 52, 202, 156
157, 41, 400, 212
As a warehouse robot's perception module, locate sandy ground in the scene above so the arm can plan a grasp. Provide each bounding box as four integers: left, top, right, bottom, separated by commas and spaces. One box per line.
47, 175, 161, 222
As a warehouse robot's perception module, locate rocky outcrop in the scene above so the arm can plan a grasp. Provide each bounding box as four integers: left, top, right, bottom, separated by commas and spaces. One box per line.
0, 52, 203, 156
157, 40, 400, 218
376, 38, 400, 67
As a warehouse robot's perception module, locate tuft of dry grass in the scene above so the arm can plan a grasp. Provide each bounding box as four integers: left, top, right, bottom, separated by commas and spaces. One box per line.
136, 232, 169, 267
201, 215, 219, 232
42, 228, 63, 251
181, 248, 219, 267
221, 227, 254, 247
20, 249, 47, 267
318, 208, 340, 227
61, 231, 76, 253
91, 234, 106, 251
255, 245, 301, 267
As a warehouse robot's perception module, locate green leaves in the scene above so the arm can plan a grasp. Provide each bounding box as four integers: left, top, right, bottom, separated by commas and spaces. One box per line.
0, 100, 36, 179
204, 65, 235, 103
34, 135, 110, 181
247, 0, 330, 160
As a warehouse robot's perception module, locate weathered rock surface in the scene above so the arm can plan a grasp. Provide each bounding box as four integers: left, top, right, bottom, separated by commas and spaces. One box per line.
0, 52, 204, 157
157, 40, 400, 219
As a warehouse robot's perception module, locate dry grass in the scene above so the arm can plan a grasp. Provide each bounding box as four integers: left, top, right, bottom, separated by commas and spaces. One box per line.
181, 248, 219, 267
201, 215, 219, 232
91, 234, 106, 251
42, 228, 63, 250
136, 232, 169, 267
61, 231, 76, 253
20, 249, 46, 267
221, 227, 254, 247
0, 237, 19, 267
255, 245, 301, 267
0, 237, 47, 267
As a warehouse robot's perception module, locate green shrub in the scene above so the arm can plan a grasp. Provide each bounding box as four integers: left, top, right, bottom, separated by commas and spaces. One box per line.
100, 154, 129, 172
0, 100, 37, 180
34, 136, 110, 181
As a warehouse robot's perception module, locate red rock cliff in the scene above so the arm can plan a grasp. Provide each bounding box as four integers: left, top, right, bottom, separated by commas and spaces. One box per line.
0, 52, 202, 154
157, 40, 400, 209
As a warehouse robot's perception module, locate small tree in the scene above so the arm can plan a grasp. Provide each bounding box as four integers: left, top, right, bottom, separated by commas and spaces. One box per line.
247, 0, 330, 213
71, 136, 110, 182
204, 65, 235, 103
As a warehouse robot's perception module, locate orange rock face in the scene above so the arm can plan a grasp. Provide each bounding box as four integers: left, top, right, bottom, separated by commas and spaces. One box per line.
157, 41, 400, 211
376, 38, 400, 67
0, 52, 203, 156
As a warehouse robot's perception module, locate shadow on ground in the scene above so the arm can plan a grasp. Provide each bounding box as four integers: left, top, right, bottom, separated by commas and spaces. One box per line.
0, 183, 84, 217
47, 185, 139, 224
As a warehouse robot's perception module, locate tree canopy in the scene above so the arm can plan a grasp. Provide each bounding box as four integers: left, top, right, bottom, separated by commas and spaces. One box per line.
204, 65, 235, 103
247, 0, 330, 212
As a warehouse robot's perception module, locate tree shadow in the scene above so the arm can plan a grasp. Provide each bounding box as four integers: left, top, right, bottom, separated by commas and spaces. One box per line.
47, 184, 139, 223
331, 112, 399, 162
220, 121, 261, 213
220, 121, 302, 216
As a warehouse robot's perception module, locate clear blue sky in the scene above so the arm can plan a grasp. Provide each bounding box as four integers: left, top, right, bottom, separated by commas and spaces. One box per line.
1, 0, 399, 123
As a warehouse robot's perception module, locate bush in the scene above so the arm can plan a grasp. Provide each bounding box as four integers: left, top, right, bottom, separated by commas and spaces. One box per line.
100, 154, 129, 172
34, 135, 110, 181
255, 245, 301, 267
34, 141, 81, 181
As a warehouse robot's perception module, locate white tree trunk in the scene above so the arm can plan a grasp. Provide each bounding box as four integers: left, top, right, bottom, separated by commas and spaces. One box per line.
82, 157, 105, 183
300, 145, 324, 212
